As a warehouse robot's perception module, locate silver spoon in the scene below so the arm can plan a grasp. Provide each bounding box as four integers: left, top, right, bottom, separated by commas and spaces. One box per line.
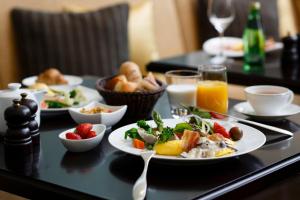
132, 150, 155, 200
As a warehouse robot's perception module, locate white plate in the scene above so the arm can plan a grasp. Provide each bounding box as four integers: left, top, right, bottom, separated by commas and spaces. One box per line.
203, 37, 283, 58
22, 75, 83, 87
234, 102, 300, 121
108, 118, 266, 161
42, 85, 102, 113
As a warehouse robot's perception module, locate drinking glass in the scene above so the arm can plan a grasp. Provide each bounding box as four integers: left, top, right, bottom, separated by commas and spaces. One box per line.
165, 70, 201, 118
208, 0, 235, 64
197, 65, 228, 114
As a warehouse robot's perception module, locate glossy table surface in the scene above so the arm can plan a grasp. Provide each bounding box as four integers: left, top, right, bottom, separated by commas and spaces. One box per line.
1, 78, 300, 200
147, 51, 300, 93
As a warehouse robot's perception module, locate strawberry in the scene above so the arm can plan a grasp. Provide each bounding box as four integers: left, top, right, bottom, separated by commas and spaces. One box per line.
86, 131, 97, 139
66, 132, 81, 140
75, 123, 93, 138
213, 122, 230, 138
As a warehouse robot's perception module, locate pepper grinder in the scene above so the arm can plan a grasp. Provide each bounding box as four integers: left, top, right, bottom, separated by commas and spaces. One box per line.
4, 99, 32, 155
20, 93, 40, 146
281, 33, 300, 79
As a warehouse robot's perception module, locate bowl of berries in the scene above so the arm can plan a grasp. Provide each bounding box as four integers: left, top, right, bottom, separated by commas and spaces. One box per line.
59, 123, 106, 152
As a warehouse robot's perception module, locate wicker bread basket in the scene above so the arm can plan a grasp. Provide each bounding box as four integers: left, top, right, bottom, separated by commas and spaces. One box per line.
96, 76, 166, 122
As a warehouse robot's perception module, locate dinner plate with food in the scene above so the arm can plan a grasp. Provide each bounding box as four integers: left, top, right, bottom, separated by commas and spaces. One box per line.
22, 68, 83, 87
203, 37, 283, 58
38, 85, 102, 114
28, 83, 102, 114
109, 111, 266, 162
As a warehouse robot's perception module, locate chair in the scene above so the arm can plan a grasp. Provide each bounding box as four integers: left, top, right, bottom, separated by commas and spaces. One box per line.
11, 3, 129, 78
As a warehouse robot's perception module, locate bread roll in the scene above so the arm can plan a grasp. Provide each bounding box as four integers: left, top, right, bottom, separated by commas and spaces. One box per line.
144, 72, 159, 87
119, 61, 142, 83
137, 72, 160, 91
138, 80, 159, 91
114, 80, 138, 92
56, 74, 68, 84
106, 75, 127, 90
36, 68, 68, 85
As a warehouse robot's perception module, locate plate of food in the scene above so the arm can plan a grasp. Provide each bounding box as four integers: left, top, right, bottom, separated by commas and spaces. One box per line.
34, 84, 102, 113
203, 37, 283, 58
108, 111, 266, 161
22, 68, 83, 87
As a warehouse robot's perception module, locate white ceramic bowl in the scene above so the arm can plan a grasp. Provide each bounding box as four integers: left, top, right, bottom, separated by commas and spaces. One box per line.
68, 101, 127, 127
59, 124, 106, 152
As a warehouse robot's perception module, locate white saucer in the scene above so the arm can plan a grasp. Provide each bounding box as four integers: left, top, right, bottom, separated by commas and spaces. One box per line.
234, 102, 300, 121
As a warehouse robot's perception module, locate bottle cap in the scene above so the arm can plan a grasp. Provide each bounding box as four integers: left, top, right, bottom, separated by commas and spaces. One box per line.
251, 2, 261, 10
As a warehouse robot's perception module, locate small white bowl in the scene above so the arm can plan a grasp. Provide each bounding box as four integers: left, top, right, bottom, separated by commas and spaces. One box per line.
68, 101, 127, 127
59, 124, 106, 152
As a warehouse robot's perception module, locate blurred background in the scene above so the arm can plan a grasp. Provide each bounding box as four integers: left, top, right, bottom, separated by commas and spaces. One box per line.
0, 0, 299, 89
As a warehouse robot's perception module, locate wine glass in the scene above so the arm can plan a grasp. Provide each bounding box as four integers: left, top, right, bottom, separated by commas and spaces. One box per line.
207, 0, 235, 64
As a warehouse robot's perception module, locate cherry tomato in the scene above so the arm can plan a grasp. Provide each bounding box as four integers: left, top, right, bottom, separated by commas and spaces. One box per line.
210, 112, 226, 119
213, 122, 230, 138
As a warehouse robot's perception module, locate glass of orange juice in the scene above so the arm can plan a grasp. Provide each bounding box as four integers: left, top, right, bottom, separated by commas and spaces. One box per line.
197, 65, 228, 113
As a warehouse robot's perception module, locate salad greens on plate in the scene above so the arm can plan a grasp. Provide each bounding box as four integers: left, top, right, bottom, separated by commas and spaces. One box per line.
124, 111, 243, 158
42, 87, 87, 109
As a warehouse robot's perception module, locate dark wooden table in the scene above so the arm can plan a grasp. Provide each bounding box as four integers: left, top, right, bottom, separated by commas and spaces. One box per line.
1, 77, 300, 200
147, 51, 300, 93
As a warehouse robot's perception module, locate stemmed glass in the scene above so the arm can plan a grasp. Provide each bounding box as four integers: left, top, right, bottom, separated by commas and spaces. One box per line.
207, 0, 235, 64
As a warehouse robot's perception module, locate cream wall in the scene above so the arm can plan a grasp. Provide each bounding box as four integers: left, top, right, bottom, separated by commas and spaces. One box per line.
0, 0, 192, 88
0, 0, 299, 88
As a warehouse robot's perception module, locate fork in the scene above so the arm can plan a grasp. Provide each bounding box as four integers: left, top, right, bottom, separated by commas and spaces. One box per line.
132, 150, 155, 200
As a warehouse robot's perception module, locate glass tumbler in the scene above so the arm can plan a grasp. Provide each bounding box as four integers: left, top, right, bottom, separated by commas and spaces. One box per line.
197, 65, 228, 114
165, 70, 201, 118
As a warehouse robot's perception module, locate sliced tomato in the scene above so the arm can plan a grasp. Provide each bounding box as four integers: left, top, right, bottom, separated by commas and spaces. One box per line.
181, 130, 200, 152
133, 139, 145, 149
210, 112, 226, 119
213, 122, 230, 138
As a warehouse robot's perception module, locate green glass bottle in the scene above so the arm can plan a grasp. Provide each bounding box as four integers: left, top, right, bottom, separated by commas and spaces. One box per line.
243, 2, 265, 72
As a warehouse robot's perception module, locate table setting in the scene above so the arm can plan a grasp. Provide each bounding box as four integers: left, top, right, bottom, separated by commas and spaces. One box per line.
1, 1, 300, 199
0, 56, 300, 200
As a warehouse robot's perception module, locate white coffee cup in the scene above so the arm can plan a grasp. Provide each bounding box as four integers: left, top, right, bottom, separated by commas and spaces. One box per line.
244, 85, 294, 115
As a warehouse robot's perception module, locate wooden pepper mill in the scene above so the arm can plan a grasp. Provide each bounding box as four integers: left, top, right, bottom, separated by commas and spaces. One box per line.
20, 93, 40, 146
4, 99, 32, 155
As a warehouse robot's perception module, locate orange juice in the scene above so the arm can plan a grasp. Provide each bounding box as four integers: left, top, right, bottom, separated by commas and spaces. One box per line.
197, 80, 228, 113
